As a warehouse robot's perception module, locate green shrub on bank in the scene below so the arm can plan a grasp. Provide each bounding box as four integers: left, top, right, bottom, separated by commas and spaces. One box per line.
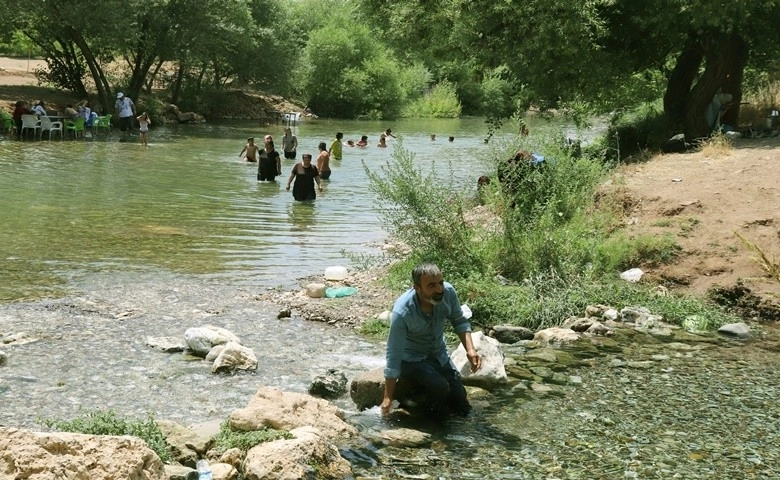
401, 81, 462, 118
212, 421, 292, 455
39, 410, 173, 463
361, 135, 738, 333
586, 102, 674, 165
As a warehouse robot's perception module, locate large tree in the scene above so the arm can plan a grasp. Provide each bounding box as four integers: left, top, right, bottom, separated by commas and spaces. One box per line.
358, 0, 780, 139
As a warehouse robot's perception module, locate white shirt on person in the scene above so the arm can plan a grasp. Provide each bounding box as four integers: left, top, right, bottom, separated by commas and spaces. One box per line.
32, 105, 47, 116
115, 97, 135, 118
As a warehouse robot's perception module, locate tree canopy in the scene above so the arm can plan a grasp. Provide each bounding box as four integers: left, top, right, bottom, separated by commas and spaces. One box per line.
2, 0, 778, 133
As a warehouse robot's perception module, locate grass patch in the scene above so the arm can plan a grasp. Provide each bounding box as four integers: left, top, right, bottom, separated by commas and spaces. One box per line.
735, 231, 780, 283
212, 421, 292, 455
39, 410, 173, 463
699, 131, 733, 157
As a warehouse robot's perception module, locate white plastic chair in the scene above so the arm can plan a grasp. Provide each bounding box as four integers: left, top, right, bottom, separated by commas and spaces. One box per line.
20, 114, 41, 140
40, 116, 63, 140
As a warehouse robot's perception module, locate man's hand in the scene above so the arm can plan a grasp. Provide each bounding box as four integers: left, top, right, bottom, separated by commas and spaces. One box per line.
380, 397, 393, 416
466, 349, 482, 373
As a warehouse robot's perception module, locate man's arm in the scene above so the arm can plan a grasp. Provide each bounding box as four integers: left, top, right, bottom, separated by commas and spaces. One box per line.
380, 377, 397, 415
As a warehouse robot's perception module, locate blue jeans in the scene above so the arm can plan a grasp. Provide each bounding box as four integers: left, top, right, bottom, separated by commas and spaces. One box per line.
400, 356, 471, 416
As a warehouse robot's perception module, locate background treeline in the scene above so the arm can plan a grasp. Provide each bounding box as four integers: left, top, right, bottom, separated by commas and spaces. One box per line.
1, 0, 779, 144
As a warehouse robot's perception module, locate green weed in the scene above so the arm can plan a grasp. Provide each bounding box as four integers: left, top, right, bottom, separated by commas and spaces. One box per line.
39, 410, 173, 463
212, 421, 292, 455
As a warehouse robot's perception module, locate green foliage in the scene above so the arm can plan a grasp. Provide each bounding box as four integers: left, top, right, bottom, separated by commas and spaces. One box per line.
302, 20, 406, 119
479, 66, 518, 119
357, 317, 389, 342
460, 271, 739, 331
588, 102, 674, 165
212, 421, 292, 454
363, 141, 486, 279
0, 31, 43, 57
365, 134, 735, 332
39, 410, 173, 463
401, 81, 462, 118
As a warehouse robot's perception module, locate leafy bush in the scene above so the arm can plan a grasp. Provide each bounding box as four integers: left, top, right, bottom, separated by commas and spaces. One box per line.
40, 410, 173, 463
589, 102, 674, 164
362, 135, 736, 333
212, 421, 292, 454
401, 81, 462, 118
363, 141, 485, 280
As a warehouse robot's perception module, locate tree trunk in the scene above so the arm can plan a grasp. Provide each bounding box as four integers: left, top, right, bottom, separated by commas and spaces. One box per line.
171, 61, 187, 106
663, 37, 702, 129
684, 33, 748, 140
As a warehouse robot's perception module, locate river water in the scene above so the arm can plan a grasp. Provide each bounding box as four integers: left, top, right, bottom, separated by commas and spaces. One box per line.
2, 119, 778, 479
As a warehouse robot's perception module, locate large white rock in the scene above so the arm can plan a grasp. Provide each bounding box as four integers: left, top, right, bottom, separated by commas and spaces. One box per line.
229, 386, 356, 440
243, 426, 352, 480
0, 427, 165, 479
184, 325, 242, 357
451, 331, 507, 387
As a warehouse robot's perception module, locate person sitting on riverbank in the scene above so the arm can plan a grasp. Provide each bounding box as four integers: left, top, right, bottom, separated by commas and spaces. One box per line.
239, 137, 260, 163
64, 104, 79, 121
381, 262, 481, 418
32, 101, 48, 116
12, 100, 31, 139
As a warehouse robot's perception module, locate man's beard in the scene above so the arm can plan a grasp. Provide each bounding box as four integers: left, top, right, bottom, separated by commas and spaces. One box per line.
427, 293, 444, 305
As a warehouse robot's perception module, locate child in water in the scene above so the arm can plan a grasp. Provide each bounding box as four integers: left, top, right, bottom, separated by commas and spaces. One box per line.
137, 112, 151, 146
239, 137, 259, 162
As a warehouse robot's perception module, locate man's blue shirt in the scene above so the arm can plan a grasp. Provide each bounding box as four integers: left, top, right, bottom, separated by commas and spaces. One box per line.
384, 282, 472, 379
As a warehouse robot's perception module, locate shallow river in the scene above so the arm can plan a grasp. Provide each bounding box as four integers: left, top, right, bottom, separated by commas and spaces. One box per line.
2, 119, 778, 479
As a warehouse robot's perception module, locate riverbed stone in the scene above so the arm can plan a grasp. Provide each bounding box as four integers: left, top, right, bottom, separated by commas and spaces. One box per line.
717, 322, 753, 339
184, 325, 242, 357
212, 341, 258, 373
533, 327, 580, 344
229, 386, 356, 439
146, 335, 187, 352
309, 368, 348, 399
452, 332, 507, 387
0, 427, 166, 479
244, 426, 352, 480
488, 324, 535, 343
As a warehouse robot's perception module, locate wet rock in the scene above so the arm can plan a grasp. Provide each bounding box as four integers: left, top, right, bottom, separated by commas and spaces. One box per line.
184, 325, 242, 357
212, 341, 257, 373
717, 322, 753, 339
489, 324, 534, 343
533, 327, 580, 344
277, 308, 292, 319
146, 336, 187, 353
309, 368, 348, 399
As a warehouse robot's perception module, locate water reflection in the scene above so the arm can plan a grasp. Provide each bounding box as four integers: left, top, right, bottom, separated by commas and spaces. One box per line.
288, 201, 317, 232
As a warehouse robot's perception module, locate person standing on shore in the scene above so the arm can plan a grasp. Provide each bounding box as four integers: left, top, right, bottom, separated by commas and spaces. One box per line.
328, 132, 343, 161
381, 262, 481, 418
281, 127, 298, 160
115, 92, 136, 134
257, 135, 281, 182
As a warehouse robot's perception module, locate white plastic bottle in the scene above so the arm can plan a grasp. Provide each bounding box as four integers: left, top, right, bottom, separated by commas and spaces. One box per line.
196, 459, 212, 480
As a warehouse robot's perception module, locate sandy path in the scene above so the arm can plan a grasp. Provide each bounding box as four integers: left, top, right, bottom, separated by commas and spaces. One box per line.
0, 57, 48, 85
